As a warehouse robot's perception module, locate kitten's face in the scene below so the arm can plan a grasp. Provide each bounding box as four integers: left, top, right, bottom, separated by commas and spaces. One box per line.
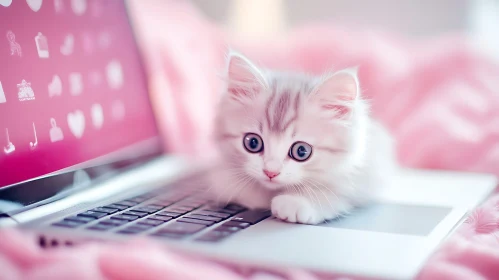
216, 53, 360, 191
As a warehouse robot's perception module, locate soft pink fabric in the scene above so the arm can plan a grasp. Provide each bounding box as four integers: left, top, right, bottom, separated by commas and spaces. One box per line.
2, 1, 499, 279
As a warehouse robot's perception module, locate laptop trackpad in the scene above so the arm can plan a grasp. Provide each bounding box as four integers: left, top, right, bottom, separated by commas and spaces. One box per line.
318, 203, 452, 236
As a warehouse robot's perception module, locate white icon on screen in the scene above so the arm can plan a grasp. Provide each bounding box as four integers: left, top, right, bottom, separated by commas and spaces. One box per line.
60, 34, 74, 56
26, 0, 43, 12
0, 0, 13, 7
91, 103, 104, 129
67, 110, 85, 138
69, 73, 83, 96
48, 75, 62, 97
54, 0, 63, 13
98, 31, 111, 49
29, 123, 38, 150
89, 71, 102, 86
0, 82, 6, 104
82, 33, 94, 54
106, 60, 124, 90
112, 100, 125, 121
17, 79, 35, 101
35, 32, 49, 58
3, 128, 15, 155
7, 31, 22, 57
71, 0, 86, 15
49, 118, 64, 142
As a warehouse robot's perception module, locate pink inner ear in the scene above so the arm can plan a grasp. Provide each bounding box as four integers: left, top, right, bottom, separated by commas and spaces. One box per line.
322, 72, 358, 101
321, 104, 350, 116
228, 85, 260, 100
228, 87, 246, 97
315, 71, 358, 118
226, 55, 262, 99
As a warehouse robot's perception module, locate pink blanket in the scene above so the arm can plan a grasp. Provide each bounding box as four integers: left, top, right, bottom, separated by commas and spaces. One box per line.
2, 1, 499, 279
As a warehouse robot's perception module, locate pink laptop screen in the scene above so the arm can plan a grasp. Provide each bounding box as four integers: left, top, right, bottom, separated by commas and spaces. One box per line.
0, 0, 160, 188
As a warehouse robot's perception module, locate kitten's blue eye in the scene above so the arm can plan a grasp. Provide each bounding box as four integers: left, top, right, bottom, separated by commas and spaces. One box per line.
243, 133, 263, 153
289, 141, 312, 162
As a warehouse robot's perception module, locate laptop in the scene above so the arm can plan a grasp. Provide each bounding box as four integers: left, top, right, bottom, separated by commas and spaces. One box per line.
0, 1, 496, 279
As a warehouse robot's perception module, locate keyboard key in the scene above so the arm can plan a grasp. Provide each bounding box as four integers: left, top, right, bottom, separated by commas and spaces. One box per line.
151, 232, 186, 239
111, 214, 139, 221
178, 201, 205, 208
100, 219, 127, 226
133, 207, 161, 214
172, 205, 196, 212
156, 211, 183, 218
149, 215, 174, 222
177, 218, 215, 226
52, 220, 83, 228
117, 230, 139, 235
222, 221, 251, 228
122, 224, 153, 232
106, 204, 129, 210
115, 200, 139, 207
87, 223, 115, 231
64, 216, 95, 224
157, 222, 207, 235
150, 201, 174, 207
184, 214, 222, 222
138, 218, 166, 226
195, 211, 231, 219
196, 230, 231, 242
165, 208, 191, 214
92, 207, 119, 214
78, 210, 107, 219
146, 204, 165, 210
231, 210, 271, 224
204, 206, 239, 215
224, 204, 247, 212
124, 210, 148, 218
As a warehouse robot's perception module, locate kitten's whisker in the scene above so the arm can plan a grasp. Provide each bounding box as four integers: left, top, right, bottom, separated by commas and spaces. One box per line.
294, 182, 306, 198
304, 178, 336, 211
226, 175, 256, 206
288, 183, 300, 196
300, 181, 324, 215
292, 183, 303, 198
306, 177, 340, 198
214, 173, 249, 205
309, 179, 342, 211
296, 182, 315, 210
224, 174, 252, 206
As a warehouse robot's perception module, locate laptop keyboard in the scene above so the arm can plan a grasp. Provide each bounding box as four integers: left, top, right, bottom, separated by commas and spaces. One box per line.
50, 190, 271, 242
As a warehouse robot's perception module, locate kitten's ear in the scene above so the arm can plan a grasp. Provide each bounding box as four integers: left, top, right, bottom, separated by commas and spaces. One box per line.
311, 68, 359, 119
225, 52, 266, 102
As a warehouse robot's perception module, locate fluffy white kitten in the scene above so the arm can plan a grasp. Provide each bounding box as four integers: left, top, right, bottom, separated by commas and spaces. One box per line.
208, 52, 396, 225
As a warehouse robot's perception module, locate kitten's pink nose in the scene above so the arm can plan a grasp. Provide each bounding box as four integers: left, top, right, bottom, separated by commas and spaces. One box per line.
263, 170, 280, 179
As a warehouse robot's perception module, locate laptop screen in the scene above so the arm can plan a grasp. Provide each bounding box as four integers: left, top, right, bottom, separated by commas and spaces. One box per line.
0, 1, 161, 204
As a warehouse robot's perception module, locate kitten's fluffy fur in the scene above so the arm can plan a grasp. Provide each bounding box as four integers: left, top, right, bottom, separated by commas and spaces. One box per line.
208, 52, 396, 224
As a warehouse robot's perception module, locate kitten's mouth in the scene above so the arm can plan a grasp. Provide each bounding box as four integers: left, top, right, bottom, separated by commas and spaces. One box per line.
259, 178, 284, 190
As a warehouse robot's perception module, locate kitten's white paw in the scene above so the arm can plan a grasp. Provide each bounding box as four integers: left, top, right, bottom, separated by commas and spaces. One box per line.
271, 195, 323, 224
